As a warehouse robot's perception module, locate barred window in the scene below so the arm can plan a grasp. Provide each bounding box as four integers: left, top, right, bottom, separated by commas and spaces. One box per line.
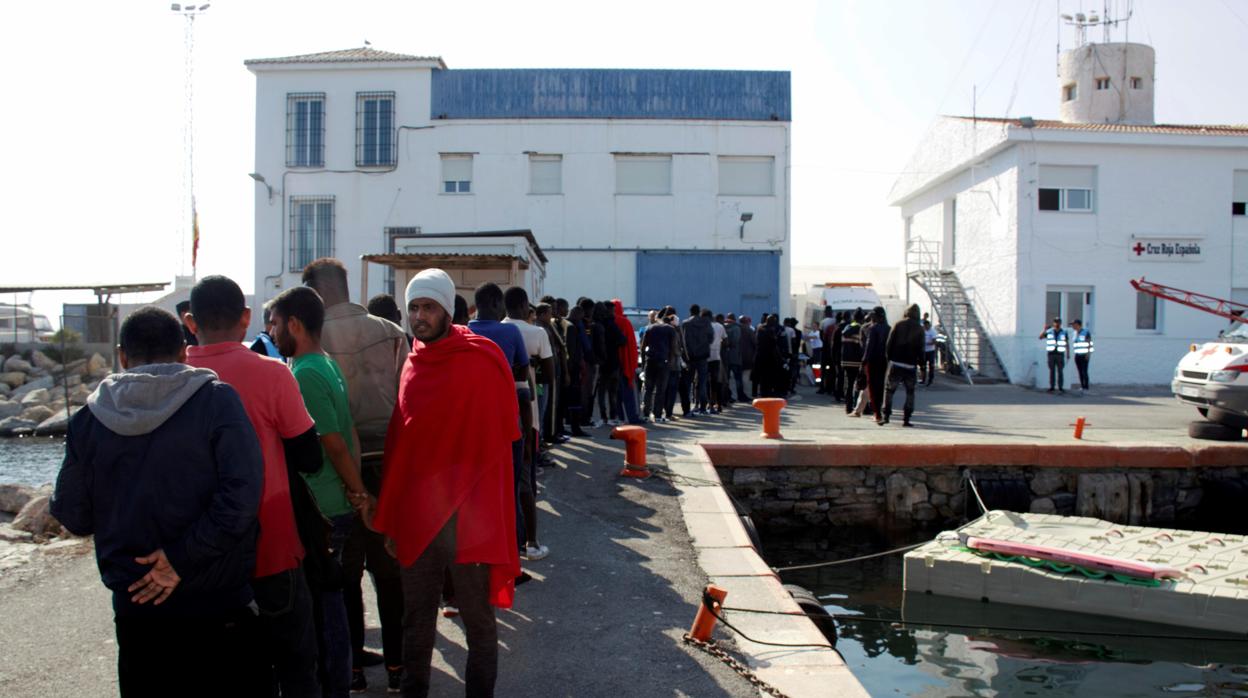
289, 196, 335, 272
287, 93, 325, 168
356, 92, 396, 167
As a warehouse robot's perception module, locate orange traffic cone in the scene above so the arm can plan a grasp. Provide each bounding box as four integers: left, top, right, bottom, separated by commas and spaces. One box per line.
610, 425, 650, 478
752, 398, 787, 439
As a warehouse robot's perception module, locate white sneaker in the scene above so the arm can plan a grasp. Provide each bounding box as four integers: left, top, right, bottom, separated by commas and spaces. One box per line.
525, 544, 549, 561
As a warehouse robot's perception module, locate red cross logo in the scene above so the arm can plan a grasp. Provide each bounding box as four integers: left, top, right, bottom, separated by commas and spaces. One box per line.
1133, 243, 1146, 256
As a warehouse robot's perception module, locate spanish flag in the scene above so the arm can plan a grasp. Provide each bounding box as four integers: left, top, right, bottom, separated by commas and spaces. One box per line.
191, 197, 200, 270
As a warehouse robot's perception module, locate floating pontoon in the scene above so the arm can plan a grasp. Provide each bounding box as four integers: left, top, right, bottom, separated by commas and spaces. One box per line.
904, 512, 1248, 635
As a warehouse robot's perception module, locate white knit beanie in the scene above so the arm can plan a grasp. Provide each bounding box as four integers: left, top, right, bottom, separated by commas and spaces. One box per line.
404, 268, 456, 317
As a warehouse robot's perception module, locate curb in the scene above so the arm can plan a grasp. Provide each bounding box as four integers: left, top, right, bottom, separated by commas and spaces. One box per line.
701, 442, 1248, 469
665, 444, 869, 698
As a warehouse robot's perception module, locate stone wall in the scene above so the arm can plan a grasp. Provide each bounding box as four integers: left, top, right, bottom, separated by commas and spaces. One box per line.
717, 465, 1247, 532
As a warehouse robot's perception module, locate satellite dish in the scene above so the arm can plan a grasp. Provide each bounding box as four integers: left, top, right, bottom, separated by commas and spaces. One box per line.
1061, 14, 1072, 20
1075, 12, 1086, 21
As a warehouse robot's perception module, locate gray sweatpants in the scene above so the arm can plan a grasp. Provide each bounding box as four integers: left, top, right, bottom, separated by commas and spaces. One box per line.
400, 515, 498, 697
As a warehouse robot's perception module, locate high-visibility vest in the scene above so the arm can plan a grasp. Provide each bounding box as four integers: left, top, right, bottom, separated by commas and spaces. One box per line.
1072, 329, 1094, 355
1044, 328, 1068, 353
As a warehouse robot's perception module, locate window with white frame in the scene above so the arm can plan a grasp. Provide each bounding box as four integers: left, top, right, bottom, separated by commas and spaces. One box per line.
289, 196, 334, 272
615, 155, 671, 195
286, 93, 325, 168
441, 154, 472, 193
356, 92, 395, 167
718, 156, 774, 196
1095, 77, 1111, 90
529, 155, 562, 195
1038, 165, 1095, 212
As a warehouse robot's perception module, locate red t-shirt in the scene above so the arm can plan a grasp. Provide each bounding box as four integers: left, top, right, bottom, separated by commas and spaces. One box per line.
188, 342, 315, 578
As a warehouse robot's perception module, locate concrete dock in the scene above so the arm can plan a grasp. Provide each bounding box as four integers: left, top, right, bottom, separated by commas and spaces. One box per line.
1, 380, 1244, 696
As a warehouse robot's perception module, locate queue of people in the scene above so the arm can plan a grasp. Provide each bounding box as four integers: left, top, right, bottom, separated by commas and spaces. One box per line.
812, 304, 928, 427
51, 259, 939, 698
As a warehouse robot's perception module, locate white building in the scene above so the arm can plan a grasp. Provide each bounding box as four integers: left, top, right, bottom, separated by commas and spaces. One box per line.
245, 47, 791, 321
890, 41, 1248, 385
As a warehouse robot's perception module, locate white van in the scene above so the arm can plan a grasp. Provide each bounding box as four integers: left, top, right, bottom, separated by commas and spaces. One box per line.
802, 284, 881, 329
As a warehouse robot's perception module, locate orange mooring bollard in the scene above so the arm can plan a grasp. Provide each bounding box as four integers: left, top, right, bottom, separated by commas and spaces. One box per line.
752, 398, 787, 439
1073, 416, 1087, 439
610, 425, 650, 478
688, 584, 729, 641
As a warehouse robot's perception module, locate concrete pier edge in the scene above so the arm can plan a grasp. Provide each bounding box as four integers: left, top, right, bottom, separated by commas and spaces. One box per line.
665, 443, 870, 698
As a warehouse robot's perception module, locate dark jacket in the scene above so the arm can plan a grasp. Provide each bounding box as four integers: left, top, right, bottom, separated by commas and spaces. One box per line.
863, 321, 891, 364
723, 322, 742, 366
641, 322, 676, 366
600, 318, 624, 371
52, 363, 263, 619
840, 322, 864, 366
738, 324, 758, 367
886, 317, 926, 367
589, 320, 607, 367
682, 315, 714, 361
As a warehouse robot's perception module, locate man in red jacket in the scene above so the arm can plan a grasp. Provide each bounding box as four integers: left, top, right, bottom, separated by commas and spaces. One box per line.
373, 268, 520, 698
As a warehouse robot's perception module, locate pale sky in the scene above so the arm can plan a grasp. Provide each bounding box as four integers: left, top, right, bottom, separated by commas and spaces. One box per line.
4, 0, 1247, 326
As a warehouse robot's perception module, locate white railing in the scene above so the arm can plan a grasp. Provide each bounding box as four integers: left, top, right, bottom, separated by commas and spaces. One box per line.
906, 239, 941, 274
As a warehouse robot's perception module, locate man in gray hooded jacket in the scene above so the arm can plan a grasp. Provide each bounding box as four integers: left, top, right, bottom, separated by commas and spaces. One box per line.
52, 306, 267, 697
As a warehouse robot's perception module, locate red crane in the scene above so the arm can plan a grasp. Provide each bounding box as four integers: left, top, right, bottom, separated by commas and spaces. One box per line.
1130, 278, 1248, 323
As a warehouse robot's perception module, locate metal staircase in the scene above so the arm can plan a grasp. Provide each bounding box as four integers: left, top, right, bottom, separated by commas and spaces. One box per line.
906, 241, 1009, 384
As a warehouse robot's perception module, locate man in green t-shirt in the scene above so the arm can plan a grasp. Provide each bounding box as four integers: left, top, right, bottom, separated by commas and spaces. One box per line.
269, 285, 371, 697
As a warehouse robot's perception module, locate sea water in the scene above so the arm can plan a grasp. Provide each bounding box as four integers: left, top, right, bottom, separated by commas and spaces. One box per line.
0, 437, 65, 487
765, 528, 1248, 697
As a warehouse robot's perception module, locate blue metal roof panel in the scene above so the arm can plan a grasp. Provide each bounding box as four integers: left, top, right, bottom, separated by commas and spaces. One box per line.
430, 69, 790, 121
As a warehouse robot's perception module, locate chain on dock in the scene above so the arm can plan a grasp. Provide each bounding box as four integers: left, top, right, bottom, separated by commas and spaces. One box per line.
681, 633, 790, 698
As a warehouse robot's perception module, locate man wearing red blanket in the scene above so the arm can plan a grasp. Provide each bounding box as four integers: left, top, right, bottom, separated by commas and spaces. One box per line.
373, 268, 520, 698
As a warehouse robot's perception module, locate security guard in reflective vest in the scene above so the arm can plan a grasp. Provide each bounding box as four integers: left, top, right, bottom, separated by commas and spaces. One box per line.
1070, 319, 1094, 392
1038, 317, 1069, 393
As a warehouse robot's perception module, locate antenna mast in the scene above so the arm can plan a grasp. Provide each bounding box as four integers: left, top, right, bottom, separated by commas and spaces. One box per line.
171, 3, 210, 280
1061, 1, 1133, 47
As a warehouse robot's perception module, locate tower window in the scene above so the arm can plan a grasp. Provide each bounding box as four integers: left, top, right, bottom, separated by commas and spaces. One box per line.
1095, 77, 1111, 90
1130, 76, 1143, 89
1063, 84, 1077, 101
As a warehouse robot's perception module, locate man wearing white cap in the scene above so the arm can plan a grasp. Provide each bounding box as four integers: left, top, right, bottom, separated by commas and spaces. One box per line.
373, 269, 520, 698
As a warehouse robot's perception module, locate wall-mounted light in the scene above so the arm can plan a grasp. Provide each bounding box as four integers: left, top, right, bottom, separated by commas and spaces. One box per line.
739, 212, 754, 240
249, 172, 276, 202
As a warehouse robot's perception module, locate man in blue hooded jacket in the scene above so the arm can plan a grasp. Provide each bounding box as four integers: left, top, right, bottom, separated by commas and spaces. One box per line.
52, 306, 267, 697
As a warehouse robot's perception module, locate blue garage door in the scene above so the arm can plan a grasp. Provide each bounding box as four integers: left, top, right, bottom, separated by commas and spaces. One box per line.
635, 251, 780, 321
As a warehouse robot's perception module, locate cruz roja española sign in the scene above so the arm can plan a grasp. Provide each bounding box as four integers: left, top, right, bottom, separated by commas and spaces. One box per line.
1128, 235, 1204, 262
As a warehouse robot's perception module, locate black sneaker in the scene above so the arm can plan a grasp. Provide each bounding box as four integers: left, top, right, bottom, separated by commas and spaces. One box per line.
350, 668, 367, 693
387, 666, 404, 694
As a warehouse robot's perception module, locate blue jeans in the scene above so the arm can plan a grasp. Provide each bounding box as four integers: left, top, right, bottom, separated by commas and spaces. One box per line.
322, 513, 354, 698
617, 373, 641, 423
